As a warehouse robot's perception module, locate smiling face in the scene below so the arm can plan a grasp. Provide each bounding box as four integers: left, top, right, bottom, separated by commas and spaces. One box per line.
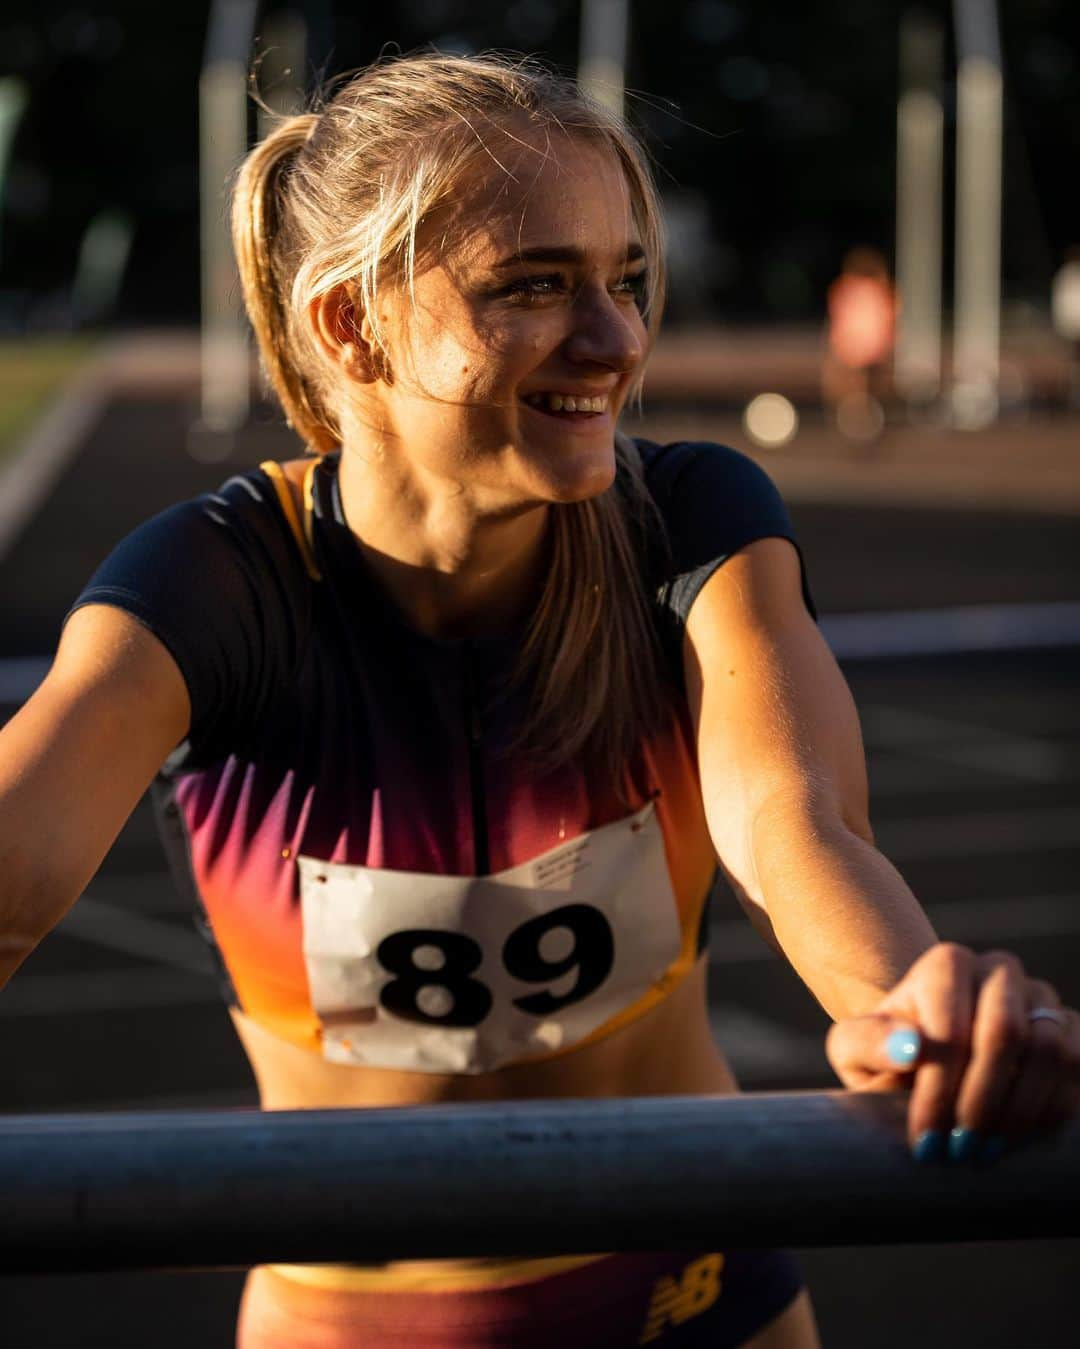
343, 129, 652, 513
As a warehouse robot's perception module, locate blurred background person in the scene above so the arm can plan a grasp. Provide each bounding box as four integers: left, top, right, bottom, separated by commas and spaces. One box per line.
821, 245, 896, 446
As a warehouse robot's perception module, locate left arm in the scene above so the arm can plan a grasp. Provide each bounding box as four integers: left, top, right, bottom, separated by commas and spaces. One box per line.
686, 537, 1079, 1153
684, 536, 936, 1019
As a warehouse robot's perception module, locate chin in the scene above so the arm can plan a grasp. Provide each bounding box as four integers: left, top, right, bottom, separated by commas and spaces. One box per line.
525, 443, 618, 505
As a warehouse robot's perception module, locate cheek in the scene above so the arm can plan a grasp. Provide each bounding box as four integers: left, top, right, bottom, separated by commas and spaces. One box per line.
431, 360, 503, 410
407, 327, 532, 410
397, 337, 483, 406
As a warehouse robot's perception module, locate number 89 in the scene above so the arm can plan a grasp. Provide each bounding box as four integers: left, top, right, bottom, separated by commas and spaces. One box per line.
376, 903, 615, 1027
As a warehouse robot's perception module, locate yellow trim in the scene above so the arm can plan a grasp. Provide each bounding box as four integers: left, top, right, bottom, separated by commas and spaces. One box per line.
533, 952, 695, 1061
302, 459, 319, 561
565, 870, 713, 1055
266, 1252, 608, 1293
242, 950, 704, 1065
260, 460, 322, 582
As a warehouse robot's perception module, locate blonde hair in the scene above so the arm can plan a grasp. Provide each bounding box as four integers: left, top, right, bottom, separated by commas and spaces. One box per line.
232, 51, 670, 775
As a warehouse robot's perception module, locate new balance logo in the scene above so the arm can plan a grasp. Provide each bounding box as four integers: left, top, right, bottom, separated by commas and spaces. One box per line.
638, 1253, 725, 1344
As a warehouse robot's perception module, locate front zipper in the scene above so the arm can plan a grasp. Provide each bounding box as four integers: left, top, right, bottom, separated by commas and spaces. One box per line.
463, 642, 490, 875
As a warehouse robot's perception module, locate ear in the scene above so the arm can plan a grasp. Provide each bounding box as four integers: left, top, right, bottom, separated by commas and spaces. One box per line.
308, 284, 379, 384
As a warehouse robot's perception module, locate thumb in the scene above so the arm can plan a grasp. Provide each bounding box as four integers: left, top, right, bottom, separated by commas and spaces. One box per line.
826, 1016, 923, 1087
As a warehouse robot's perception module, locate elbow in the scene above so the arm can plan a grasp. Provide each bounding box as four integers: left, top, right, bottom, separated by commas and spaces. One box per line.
753, 777, 873, 850
0, 931, 38, 989
746, 781, 878, 902
0, 847, 61, 989
709, 778, 877, 921
840, 802, 875, 849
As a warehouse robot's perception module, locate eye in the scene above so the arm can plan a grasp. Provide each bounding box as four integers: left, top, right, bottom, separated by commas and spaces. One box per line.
612, 270, 649, 306
501, 273, 568, 301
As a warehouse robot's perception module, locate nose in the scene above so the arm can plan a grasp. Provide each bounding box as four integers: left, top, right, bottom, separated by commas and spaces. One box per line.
564, 283, 645, 373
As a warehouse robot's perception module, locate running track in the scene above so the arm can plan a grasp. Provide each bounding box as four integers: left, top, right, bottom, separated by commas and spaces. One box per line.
1, 395, 1078, 1347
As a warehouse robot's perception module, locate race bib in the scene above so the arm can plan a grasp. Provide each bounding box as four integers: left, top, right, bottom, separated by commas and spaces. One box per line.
298, 801, 682, 1074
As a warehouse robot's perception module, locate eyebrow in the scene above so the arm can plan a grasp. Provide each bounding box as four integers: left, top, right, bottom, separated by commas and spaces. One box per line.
491, 243, 646, 271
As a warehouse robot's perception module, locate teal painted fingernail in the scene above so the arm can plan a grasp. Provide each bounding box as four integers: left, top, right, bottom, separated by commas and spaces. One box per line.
948, 1126, 982, 1164
912, 1130, 946, 1164
980, 1135, 1007, 1166
885, 1028, 922, 1067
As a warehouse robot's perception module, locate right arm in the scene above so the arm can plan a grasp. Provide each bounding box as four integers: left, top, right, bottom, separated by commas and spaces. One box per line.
0, 604, 190, 989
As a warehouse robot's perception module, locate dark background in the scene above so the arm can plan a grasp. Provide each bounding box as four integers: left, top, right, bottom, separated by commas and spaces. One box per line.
1, 0, 1078, 331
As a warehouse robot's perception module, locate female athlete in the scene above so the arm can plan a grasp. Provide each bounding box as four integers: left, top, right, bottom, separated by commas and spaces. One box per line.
1, 52, 1077, 1349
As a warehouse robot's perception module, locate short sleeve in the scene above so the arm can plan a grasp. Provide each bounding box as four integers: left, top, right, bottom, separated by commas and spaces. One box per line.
66, 471, 310, 761
638, 439, 815, 660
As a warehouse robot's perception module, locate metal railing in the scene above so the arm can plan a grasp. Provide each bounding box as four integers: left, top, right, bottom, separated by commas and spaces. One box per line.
3, 1092, 1078, 1273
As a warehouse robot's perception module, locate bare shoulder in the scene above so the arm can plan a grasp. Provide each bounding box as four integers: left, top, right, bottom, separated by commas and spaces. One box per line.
46, 604, 191, 746
685, 537, 808, 643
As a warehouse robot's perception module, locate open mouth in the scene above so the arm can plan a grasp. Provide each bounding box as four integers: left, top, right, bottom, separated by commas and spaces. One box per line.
522, 392, 609, 419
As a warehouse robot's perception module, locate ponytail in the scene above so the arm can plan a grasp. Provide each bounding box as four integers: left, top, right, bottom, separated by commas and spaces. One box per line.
231, 114, 339, 453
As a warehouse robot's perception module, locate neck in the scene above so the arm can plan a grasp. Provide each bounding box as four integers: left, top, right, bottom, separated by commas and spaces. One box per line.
336, 435, 550, 641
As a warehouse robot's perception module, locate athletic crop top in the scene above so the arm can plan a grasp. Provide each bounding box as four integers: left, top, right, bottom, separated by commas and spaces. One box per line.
71, 439, 809, 1074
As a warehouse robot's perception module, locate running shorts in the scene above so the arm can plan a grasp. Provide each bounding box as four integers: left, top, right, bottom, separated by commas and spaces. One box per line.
237, 1247, 805, 1348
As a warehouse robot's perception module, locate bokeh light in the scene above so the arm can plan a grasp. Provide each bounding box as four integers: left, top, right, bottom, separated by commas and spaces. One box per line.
742, 392, 799, 448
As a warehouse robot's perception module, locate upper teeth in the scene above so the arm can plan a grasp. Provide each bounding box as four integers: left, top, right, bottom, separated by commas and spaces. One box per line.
525, 393, 607, 413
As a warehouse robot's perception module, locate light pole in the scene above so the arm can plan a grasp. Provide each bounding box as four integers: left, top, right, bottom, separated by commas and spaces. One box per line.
198, 0, 258, 442
578, 0, 630, 116
951, 0, 1003, 429
895, 11, 945, 410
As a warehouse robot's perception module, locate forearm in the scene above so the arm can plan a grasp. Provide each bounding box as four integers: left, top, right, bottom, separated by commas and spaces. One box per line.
0, 625, 186, 993
0, 750, 96, 987
0, 699, 102, 990
750, 795, 938, 1020
0, 855, 56, 988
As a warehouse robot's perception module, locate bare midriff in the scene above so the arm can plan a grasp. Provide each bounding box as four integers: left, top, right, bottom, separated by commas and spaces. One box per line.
232, 957, 735, 1111
232, 958, 737, 1283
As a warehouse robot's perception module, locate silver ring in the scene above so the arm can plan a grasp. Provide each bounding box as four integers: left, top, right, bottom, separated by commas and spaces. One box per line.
1028, 1007, 1067, 1029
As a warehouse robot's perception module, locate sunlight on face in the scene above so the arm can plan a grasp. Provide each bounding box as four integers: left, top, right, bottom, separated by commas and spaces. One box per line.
354, 129, 650, 511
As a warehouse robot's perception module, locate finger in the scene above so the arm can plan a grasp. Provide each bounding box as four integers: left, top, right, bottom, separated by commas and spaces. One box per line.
995, 982, 1067, 1143
949, 957, 1030, 1158
1043, 1011, 1080, 1129
1013, 1003, 1078, 1138
984, 1010, 1079, 1165
903, 943, 977, 1157
826, 1016, 923, 1090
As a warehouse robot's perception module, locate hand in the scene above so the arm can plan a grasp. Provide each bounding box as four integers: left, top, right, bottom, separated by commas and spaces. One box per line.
825, 942, 1080, 1164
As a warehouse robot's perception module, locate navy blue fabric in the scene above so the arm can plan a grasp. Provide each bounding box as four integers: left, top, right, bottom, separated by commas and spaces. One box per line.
70, 440, 809, 760
635, 438, 812, 675
662, 1248, 804, 1347
70, 471, 310, 759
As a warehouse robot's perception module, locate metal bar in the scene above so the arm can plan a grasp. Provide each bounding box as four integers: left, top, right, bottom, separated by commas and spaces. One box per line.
199, 0, 258, 434
2, 1093, 1078, 1273
951, 0, 1004, 428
